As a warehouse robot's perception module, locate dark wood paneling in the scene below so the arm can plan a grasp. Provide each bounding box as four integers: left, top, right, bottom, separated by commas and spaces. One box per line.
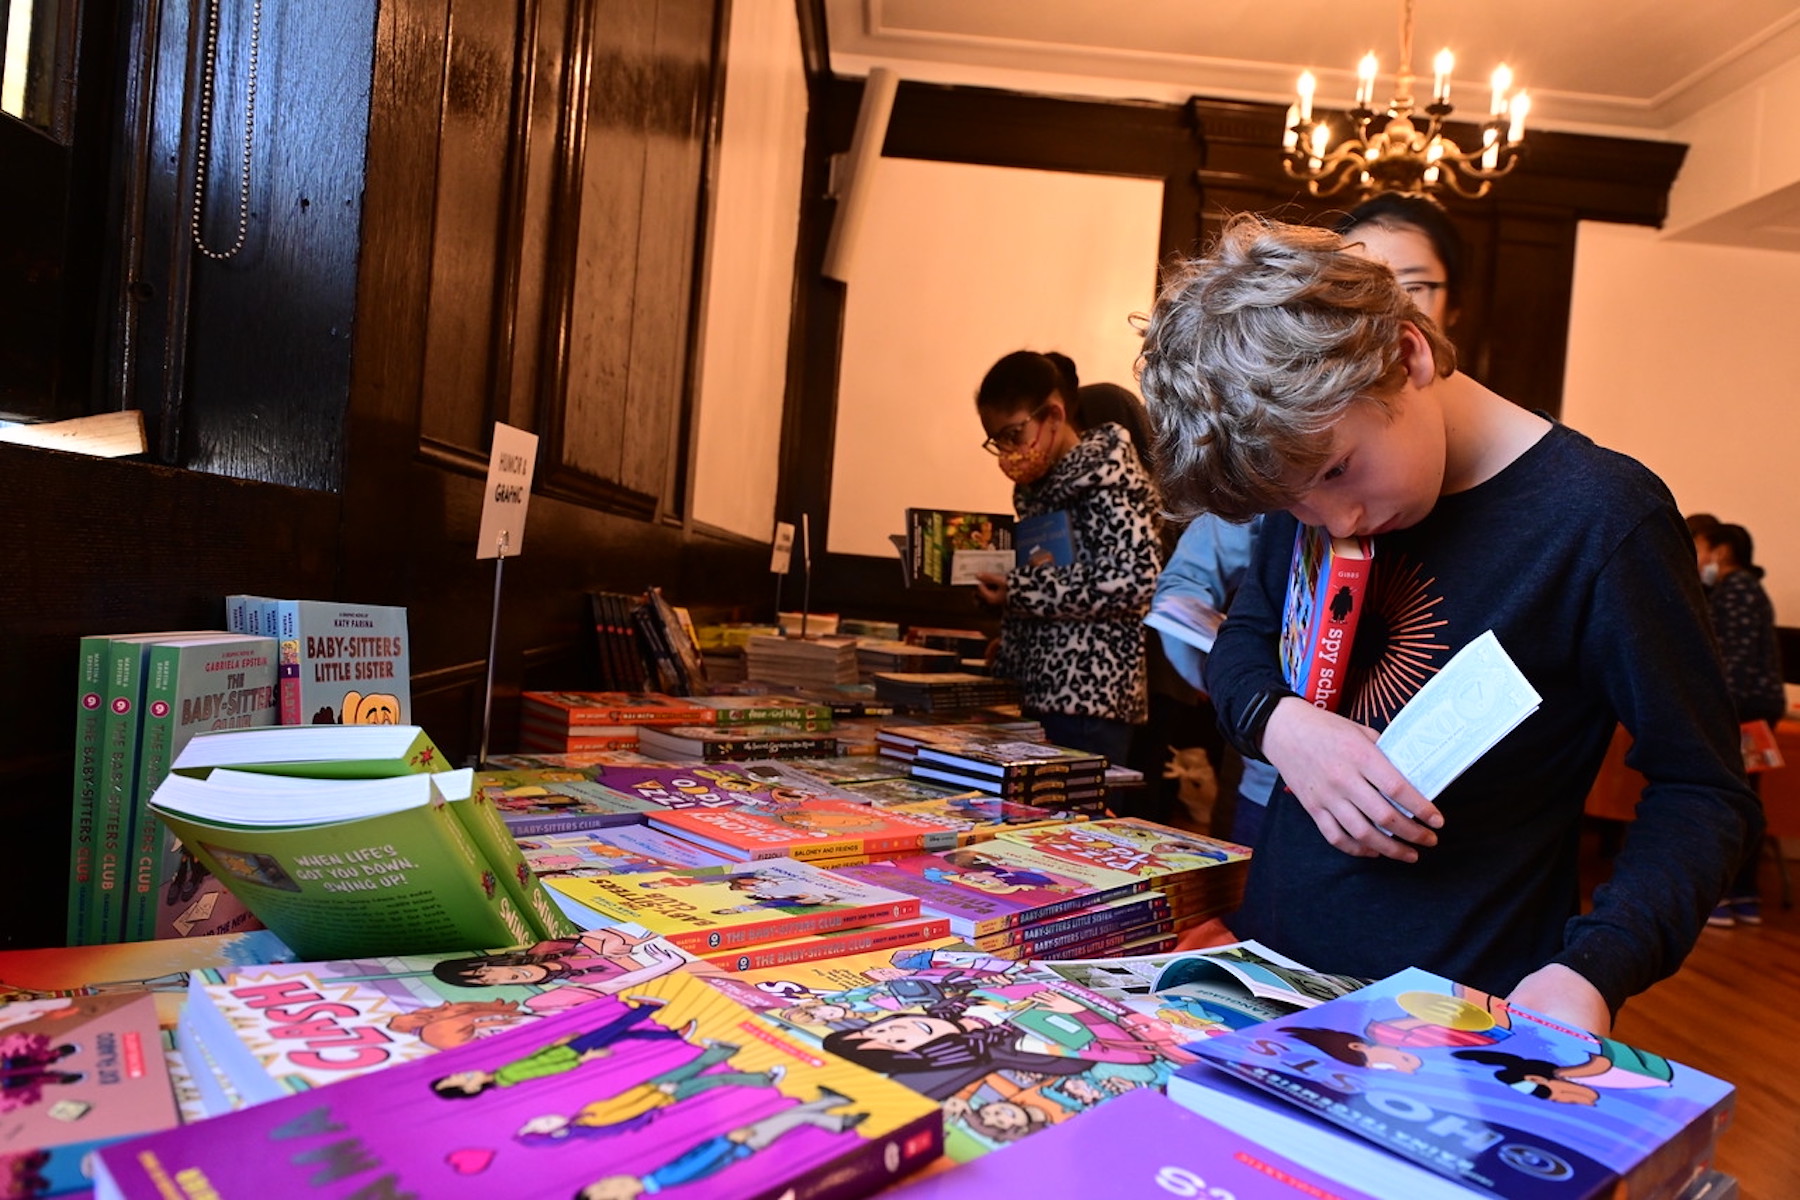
0, 445, 340, 950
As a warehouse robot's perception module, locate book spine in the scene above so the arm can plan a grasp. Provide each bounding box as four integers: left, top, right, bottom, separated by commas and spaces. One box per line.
448, 790, 579, 940
969, 892, 1171, 952
677, 898, 917, 953
788, 1108, 944, 1200
274, 599, 302, 724
695, 737, 835, 762
502, 811, 640, 837
702, 917, 954, 971
92, 641, 150, 945
1297, 537, 1372, 712
67, 635, 110, 945
122, 648, 182, 942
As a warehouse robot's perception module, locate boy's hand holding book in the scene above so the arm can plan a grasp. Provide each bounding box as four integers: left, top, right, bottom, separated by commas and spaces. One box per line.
1263, 699, 1440, 862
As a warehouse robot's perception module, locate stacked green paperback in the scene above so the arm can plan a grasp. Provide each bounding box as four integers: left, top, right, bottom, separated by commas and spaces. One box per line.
151, 725, 574, 959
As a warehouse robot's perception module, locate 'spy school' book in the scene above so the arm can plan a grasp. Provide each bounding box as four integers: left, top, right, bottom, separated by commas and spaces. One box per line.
542, 858, 922, 953
0, 991, 181, 1199
265, 598, 410, 726
1278, 524, 1373, 712
130, 634, 280, 944
887, 1085, 1384, 1200
176, 926, 704, 1108
95, 969, 944, 1200
149, 767, 538, 959
1175, 966, 1734, 1200
699, 941, 1200, 1163
649, 800, 963, 864
831, 843, 1147, 938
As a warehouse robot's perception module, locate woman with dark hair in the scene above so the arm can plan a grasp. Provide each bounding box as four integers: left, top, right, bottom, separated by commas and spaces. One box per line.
1334, 191, 1464, 332
1694, 521, 1786, 926
972, 350, 1161, 765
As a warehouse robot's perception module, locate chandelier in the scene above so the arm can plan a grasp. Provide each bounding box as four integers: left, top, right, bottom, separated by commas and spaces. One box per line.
1281, 0, 1530, 199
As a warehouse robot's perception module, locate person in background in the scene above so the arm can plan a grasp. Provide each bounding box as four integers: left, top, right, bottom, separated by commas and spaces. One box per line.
1154, 192, 1469, 847
1137, 214, 1759, 1033
972, 351, 1161, 767
1334, 191, 1466, 334
1694, 521, 1786, 926
1686, 511, 1722, 556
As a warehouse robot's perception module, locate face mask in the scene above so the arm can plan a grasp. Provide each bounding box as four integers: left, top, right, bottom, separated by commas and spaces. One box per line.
1700, 562, 1720, 587
997, 420, 1055, 484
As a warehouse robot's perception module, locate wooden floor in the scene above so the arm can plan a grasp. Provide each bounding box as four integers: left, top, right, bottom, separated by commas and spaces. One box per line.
1592, 832, 1800, 1200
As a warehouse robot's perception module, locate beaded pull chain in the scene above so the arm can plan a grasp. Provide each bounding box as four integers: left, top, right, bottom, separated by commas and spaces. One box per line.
189, 0, 264, 261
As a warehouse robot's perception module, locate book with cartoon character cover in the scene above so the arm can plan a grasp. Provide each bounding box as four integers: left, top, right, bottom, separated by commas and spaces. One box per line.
262, 598, 410, 727
830, 843, 1150, 938
1172, 967, 1733, 1200
991, 818, 1251, 919
1278, 525, 1373, 712
1, 991, 181, 1198
647, 799, 964, 865
174, 927, 704, 1109
695, 941, 1199, 1163
95, 969, 943, 1200
129, 634, 279, 945
149, 768, 536, 960
541, 859, 922, 954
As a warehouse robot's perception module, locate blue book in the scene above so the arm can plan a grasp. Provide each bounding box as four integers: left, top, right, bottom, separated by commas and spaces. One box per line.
1015, 510, 1075, 567
1173, 966, 1732, 1200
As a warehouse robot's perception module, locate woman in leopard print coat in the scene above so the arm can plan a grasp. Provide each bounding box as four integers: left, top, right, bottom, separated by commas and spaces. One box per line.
974, 351, 1161, 765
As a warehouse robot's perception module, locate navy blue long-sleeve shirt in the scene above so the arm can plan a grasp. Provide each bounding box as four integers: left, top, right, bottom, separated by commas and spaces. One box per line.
1207, 422, 1761, 1012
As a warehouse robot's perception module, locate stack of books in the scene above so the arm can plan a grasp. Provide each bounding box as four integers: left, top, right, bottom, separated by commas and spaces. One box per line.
904, 626, 992, 659
907, 733, 1109, 814
834, 839, 1180, 960
152, 724, 574, 958
873, 719, 1046, 763
516, 690, 713, 753
103, 970, 944, 1198
992, 818, 1251, 933
225, 594, 411, 726
872, 671, 1019, 712
854, 639, 960, 680
745, 633, 861, 688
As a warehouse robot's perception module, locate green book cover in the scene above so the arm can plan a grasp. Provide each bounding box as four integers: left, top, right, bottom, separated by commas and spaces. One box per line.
67, 634, 111, 944
171, 723, 447, 779
89, 631, 227, 945
150, 768, 534, 960
445, 780, 579, 941
129, 634, 280, 943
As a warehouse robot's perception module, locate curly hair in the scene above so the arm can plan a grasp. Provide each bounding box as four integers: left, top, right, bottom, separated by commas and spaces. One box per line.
1137, 213, 1455, 522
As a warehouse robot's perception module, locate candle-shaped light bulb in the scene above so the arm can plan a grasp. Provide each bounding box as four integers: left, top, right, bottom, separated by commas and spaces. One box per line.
1298, 71, 1316, 122
1310, 121, 1331, 161
1507, 90, 1531, 143
1490, 63, 1513, 114
1433, 49, 1454, 104
1357, 53, 1379, 107
1283, 103, 1300, 151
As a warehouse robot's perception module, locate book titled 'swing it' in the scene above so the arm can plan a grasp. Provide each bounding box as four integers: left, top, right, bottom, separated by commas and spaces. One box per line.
1279, 525, 1372, 712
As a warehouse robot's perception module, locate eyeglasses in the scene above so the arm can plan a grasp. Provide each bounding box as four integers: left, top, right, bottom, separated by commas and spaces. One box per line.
980, 406, 1051, 456
1401, 281, 1448, 303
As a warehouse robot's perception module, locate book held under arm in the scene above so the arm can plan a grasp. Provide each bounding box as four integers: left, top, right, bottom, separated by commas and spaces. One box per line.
1279, 525, 1373, 711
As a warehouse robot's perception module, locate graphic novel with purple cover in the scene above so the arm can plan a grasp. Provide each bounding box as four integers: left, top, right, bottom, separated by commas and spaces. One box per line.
97, 969, 943, 1200
1183, 967, 1733, 1200
889, 1087, 1382, 1199
832, 845, 1146, 937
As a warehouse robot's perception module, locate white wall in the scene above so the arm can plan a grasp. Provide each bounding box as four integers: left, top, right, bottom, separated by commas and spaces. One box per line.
689, 0, 807, 540
827, 158, 1165, 557
1562, 221, 1800, 621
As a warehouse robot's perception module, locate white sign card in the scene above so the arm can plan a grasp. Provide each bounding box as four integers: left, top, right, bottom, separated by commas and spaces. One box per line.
476, 422, 540, 560
770, 521, 796, 575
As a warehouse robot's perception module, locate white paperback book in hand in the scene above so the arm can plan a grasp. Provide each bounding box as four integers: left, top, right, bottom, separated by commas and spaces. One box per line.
1376, 629, 1541, 801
